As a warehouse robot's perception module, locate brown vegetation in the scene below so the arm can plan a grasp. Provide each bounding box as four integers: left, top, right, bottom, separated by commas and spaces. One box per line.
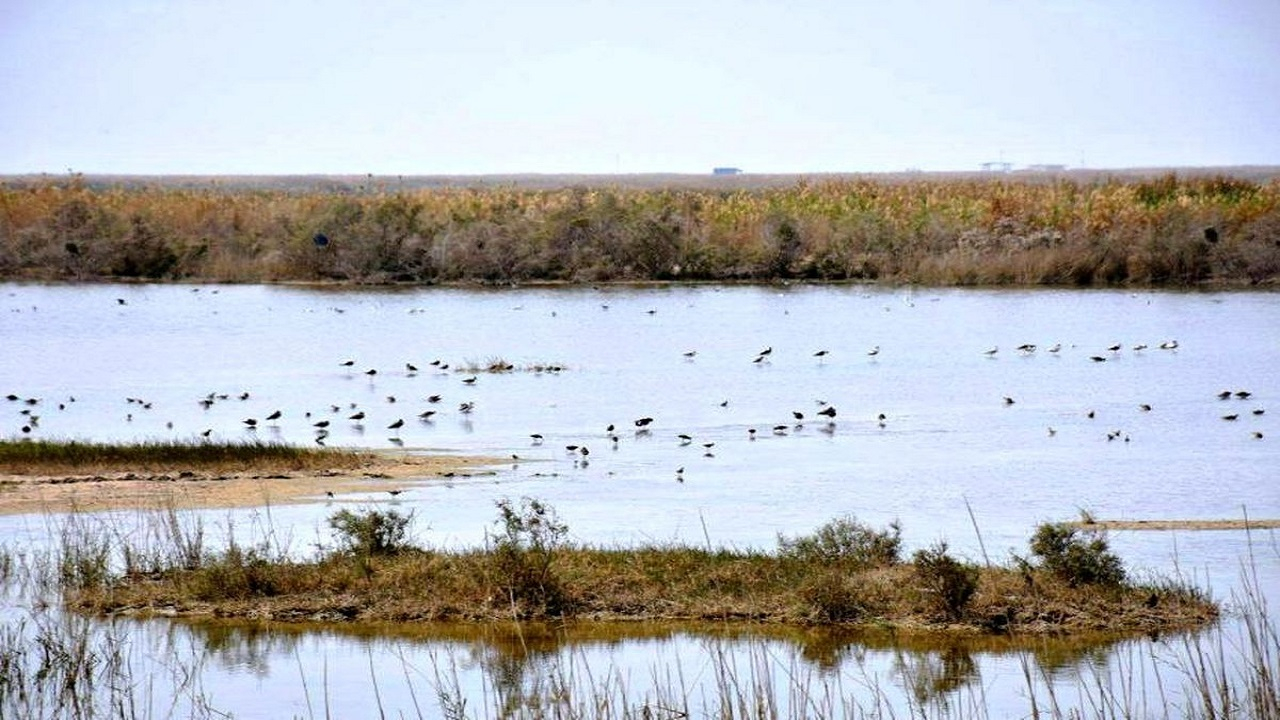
65, 510, 1217, 636
2, 171, 1277, 286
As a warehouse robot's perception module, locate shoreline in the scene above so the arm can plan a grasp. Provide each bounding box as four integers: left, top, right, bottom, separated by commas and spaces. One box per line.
0, 452, 494, 515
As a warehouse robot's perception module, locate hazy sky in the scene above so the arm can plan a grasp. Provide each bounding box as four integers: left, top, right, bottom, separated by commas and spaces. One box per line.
2, 0, 1278, 175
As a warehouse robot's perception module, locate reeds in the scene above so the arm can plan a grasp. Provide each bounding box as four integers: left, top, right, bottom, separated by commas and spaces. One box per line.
2, 172, 1276, 286
0, 438, 366, 476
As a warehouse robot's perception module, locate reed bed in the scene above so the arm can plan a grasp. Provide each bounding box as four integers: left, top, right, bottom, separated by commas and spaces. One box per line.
0, 438, 366, 476
2, 172, 1277, 286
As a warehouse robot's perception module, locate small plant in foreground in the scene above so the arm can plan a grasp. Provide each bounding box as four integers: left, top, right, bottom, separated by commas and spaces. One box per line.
328, 507, 415, 557
1029, 522, 1126, 587
488, 497, 569, 614
912, 541, 979, 620
777, 515, 902, 568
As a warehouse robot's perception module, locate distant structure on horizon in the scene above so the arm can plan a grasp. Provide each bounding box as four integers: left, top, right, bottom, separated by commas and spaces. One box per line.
1027, 164, 1068, 172
712, 167, 743, 176
980, 161, 1013, 173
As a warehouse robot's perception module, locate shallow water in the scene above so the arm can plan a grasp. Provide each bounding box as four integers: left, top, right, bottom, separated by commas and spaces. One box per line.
2, 282, 1278, 718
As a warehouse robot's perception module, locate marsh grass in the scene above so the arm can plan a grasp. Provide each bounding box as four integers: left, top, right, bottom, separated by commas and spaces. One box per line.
0, 438, 367, 476
2, 172, 1277, 286
65, 511, 1217, 636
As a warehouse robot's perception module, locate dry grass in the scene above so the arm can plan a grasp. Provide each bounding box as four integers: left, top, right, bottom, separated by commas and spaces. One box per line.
72, 543, 1217, 636
2, 171, 1277, 286
0, 438, 366, 476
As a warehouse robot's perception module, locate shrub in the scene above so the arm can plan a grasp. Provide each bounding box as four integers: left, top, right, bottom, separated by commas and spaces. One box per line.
777, 515, 902, 568
488, 497, 570, 614
798, 570, 868, 622
327, 508, 415, 557
912, 541, 979, 620
1029, 522, 1125, 587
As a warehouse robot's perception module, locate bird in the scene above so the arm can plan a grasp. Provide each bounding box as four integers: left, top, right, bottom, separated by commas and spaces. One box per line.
1016, 343, 1036, 353
1047, 343, 1062, 353
459, 401, 475, 413
462, 376, 477, 385
1090, 356, 1107, 362
364, 369, 377, 376
683, 350, 697, 358
530, 434, 544, 444
817, 406, 837, 418
867, 346, 880, 357
1222, 414, 1239, 421
1159, 340, 1179, 350
1139, 404, 1152, 412
792, 411, 804, 421
635, 417, 654, 427
1217, 390, 1233, 400
1107, 343, 1122, 352
265, 410, 282, 421
1235, 390, 1252, 399
243, 418, 258, 428
418, 410, 437, 420
1003, 397, 1015, 405
1253, 431, 1264, 439
983, 346, 999, 356
758, 346, 773, 357
313, 420, 330, 428
1086, 410, 1095, 419
678, 434, 692, 445
1253, 408, 1266, 416
340, 360, 355, 367
349, 411, 365, 421
1133, 343, 1148, 351
325, 491, 334, 499
388, 490, 403, 497
116, 298, 126, 305
387, 418, 404, 431
1048, 427, 1057, 436
813, 349, 829, 358
406, 363, 418, 373
427, 394, 442, 403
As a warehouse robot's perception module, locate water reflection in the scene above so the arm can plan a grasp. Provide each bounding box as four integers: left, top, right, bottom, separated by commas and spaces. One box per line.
161, 616, 1164, 717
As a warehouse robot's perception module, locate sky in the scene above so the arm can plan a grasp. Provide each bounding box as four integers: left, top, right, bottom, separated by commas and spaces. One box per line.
2, 0, 1278, 175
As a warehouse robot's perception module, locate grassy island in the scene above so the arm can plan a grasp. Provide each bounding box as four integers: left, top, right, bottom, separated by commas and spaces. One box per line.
65, 499, 1217, 637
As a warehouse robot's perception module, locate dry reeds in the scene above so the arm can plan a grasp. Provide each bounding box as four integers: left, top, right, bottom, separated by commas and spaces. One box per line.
2, 172, 1276, 286
0, 438, 366, 476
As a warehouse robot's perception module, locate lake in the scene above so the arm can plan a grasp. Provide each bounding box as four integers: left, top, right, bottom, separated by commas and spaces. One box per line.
1, 282, 1277, 718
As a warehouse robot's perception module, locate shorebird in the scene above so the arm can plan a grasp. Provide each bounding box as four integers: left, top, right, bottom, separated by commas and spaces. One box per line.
817, 406, 837, 418
683, 350, 697, 359
792, 411, 804, 421
813, 349, 829, 358
1159, 340, 1179, 350
387, 418, 404, 432
530, 433, 544, 444
265, 410, 282, 422
1090, 356, 1107, 362
462, 376, 477, 385
1003, 397, 1016, 405
758, 346, 772, 357
427, 394, 442, 403
349, 411, 365, 421
406, 363, 418, 373
1222, 414, 1239, 421
1139, 404, 1152, 412
983, 346, 998, 356
243, 418, 258, 428
635, 417, 654, 427
1236, 390, 1252, 399
678, 434, 692, 445
418, 410, 437, 420
388, 490, 403, 497
1047, 343, 1061, 353
459, 401, 475, 414
341, 360, 355, 367
1218, 390, 1233, 400
1017, 343, 1036, 353
867, 346, 880, 357
1107, 344, 1122, 352
313, 420, 330, 428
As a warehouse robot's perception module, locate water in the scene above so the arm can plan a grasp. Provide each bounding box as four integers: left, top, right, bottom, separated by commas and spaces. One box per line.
2, 282, 1278, 718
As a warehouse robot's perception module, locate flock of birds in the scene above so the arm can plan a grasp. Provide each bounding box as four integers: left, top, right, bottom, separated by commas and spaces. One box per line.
6, 328, 1268, 503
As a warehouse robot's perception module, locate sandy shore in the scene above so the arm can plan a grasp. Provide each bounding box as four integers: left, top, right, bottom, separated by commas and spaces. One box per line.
1070, 519, 1280, 531
0, 453, 496, 515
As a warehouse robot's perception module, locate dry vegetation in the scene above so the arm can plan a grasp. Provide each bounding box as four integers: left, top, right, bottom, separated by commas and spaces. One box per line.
64, 505, 1217, 637
2, 170, 1277, 286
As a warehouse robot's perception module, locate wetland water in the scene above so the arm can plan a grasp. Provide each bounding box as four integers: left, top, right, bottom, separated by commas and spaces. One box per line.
1, 282, 1278, 718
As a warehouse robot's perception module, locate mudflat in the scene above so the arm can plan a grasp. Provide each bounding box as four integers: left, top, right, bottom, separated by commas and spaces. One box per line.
0, 453, 490, 515
1071, 519, 1280, 531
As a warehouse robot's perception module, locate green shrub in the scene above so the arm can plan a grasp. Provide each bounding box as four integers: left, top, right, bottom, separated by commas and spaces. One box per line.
488, 497, 570, 614
327, 508, 415, 557
1029, 522, 1125, 587
912, 541, 979, 620
777, 515, 902, 568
